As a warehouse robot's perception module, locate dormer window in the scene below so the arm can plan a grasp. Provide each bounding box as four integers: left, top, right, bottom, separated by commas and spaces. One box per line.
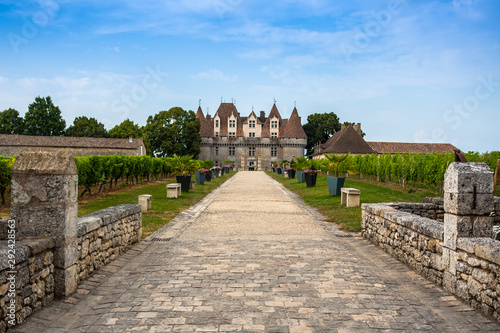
229, 132, 236, 137
271, 120, 278, 129
215, 120, 219, 128
229, 120, 236, 128
249, 120, 256, 128
271, 132, 278, 138
249, 133, 255, 138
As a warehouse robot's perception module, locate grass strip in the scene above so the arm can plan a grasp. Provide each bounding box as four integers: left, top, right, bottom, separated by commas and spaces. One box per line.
267, 171, 436, 233
78, 172, 235, 238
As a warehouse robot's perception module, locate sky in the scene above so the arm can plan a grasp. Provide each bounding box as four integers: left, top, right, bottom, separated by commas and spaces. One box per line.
0, 0, 499, 152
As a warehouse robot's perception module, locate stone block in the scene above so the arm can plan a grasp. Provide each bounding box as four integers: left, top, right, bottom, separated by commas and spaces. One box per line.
138, 195, 152, 213
54, 264, 77, 297
167, 183, 182, 198
444, 192, 494, 216
444, 162, 494, 194
473, 216, 493, 237
444, 214, 472, 249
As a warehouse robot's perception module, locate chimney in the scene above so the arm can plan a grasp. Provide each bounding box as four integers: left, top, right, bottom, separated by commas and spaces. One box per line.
206, 115, 211, 122
129, 136, 133, 143
260, 111, 265, 118
341, 124, 346, 131
238, 112, 240, 117
353, 123, 362, 135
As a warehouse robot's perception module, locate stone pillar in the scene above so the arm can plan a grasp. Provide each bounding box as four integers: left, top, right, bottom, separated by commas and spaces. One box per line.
257, 155, 262, 171
11, 151, 78, 297
241, 154, 245, 171
442, 162, 494, 292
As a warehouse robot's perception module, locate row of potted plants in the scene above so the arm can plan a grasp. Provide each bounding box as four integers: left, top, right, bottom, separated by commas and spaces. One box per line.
272, 154, 356, 196
170, 155, 234, 192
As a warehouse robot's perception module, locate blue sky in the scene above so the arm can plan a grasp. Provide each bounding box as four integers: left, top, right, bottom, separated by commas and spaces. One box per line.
1, 0, 499, 152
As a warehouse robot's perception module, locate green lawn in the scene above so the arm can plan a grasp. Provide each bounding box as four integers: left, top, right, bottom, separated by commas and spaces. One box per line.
78, 172, 235, 238
267, 171, 436, 233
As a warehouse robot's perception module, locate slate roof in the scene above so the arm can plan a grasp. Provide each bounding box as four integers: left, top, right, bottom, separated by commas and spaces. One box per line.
213, 103, 240, 137
281, 107, 307, 139
195, 106, 214, 137
367, 142, 458, 154
322, 125, 377, 154
262, 103, 283, 138
0, 134, 144, 149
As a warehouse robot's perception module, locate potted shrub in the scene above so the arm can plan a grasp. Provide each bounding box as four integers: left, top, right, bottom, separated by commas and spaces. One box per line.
203, 160, 214, 181
295, 157, 309, 183
271, 162, 277, 172
170, 155, 196, 192
303, 169, 318, 187
212, 165, 221, 177
322, 153, 356, 196
286, 166, 296, 179
196, 168, 209, 185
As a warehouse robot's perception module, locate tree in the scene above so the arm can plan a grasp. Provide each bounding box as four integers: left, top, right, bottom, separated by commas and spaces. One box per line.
0, 108, 24, 134
302, 112, 341, 155
143, 107, 201, 157
108, 119, 144, 138
24, 96, 66, 136
66, 116, 108, 137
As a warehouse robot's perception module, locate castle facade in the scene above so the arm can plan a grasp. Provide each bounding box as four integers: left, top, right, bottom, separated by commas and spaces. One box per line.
196, 102, 307, 171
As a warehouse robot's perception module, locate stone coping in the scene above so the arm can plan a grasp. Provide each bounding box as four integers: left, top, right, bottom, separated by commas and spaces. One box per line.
384, 202, 442, 210
0, 237, 54, 271
457, 237, 500, 266
362, 203, 444, 240
77, 204, 141, 237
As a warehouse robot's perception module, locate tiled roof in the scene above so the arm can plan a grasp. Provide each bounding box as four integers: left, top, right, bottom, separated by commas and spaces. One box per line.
213, 103, 240, 137
0, 134, 144, 149
367, 142, 458, 154
195, 106, 214, 137
262, 103, 283, 138
322, 125, 376, 154
281, 108, 307, 139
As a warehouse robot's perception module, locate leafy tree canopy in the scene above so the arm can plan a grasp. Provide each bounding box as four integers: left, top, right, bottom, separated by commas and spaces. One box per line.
303, 112, 341, 155
143, 107, 201, 157
66, 116, 108, 137
24, 96, 66, 136
0, 108, 24, 134
109, 119, 144, 139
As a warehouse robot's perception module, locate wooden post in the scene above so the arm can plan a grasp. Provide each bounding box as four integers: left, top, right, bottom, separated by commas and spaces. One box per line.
494, 159, 500, 192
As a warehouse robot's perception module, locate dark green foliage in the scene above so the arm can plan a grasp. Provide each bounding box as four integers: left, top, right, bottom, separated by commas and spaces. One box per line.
66, 116, 108, 138
303, 112, 341, 155
143, 107, 201, 157
109, 119, 144, 139
0, 108, 24, 134
0, 156, 15, 204
24, 96, 66, 136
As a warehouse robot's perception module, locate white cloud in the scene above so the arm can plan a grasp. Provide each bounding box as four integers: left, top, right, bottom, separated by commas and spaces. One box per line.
191, 69, 237, 82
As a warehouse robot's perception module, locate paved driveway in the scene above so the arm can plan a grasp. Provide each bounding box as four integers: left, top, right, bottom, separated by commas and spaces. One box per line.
12, 171, 500, 332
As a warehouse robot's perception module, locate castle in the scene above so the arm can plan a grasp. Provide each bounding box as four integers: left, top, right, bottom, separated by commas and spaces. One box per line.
196, 102, 307, 171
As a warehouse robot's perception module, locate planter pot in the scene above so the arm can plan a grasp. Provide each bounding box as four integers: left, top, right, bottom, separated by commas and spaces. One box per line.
195, 172, 201, 184
213, 170, 220, 177
176, 175, 191, 192
287, 170, 296, 179
221, 169, 225, 176
297, 171, 304, 183
206, 171, 212, 182
304, 173, 317, 187
224, 167, 230, 174
327, 176, 345, 196
197, 173, 206, 185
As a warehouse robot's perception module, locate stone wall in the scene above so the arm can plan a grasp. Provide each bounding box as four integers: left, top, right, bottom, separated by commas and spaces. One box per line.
361, 204, 445, 285
495, 197, 500, 224
77, 205, 142, 283
387, 200, 445, 221
0, 237, 55, 332
0, 146, 143, 158
362, 162, 500, 321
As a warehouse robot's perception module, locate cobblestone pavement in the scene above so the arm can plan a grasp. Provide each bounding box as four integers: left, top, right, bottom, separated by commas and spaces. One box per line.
12, 171, 500, 332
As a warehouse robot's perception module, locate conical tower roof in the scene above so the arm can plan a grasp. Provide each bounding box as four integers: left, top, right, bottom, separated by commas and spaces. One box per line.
262, 103, 283, 137
195, 106, 214, 137
281, 107, 307, 139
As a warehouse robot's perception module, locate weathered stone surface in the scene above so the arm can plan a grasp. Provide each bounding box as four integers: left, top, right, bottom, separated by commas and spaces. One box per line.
444, 192, 494, 216
444, 162, 494, 194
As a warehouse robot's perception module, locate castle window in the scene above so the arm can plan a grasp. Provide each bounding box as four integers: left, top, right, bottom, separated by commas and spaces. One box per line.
215, 132, 219, 137
271, 147, 277, 157
229, 146, 235, 156
271, 132, 278, 138
249, 120, 256, 128
215, 120, 219, 127
249, 147, 255, 157
271, 120, 278, 129
229, 132, 236, 137
229, 120, 236, 128
249, 132, 255, 138
215, 147, 219, 156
